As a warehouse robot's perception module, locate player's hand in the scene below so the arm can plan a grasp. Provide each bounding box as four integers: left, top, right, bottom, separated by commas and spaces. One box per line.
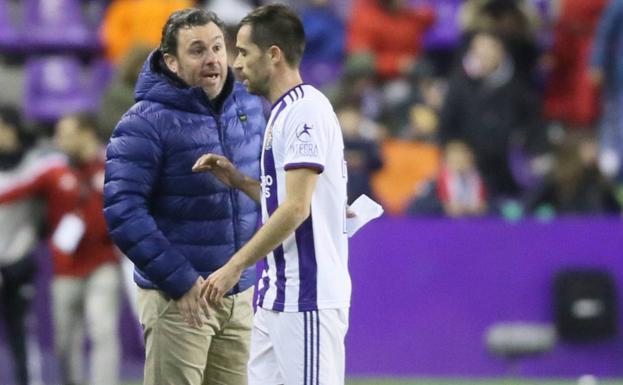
201, 263, 243, 304
192, 153, 244, 188
175, 277, 211, 328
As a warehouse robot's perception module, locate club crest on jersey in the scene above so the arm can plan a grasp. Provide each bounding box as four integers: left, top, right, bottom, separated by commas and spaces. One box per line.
295, 123, 313, 143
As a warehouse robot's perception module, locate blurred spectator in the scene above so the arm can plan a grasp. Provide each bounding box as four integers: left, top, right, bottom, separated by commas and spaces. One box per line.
371, 99, 441, 215
347, 0, 435, 80
336, 102, 383, 203
0, 114, 121, 385
327, 52, 383, 121
544, 0, 608, 128
388, 58, 445, 135
524, 132, 621, 215
407, 140, 487, 217
440, 31, 547, 199
399, 103, 439, 143
98, 44, 153, 140
0, 106, 42, 385
100, 0, 194, 63
590, 0, 623, 180
460, 0, 542, 84
437, 141, 487, 217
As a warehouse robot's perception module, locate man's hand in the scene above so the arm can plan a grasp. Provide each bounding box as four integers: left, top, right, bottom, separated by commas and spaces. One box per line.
176, 277, 211, 328
201, 263, 243, 304
192, 153, 244, 189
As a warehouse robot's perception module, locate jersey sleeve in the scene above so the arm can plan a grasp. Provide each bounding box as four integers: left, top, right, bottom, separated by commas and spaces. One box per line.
282, 101, 330, 174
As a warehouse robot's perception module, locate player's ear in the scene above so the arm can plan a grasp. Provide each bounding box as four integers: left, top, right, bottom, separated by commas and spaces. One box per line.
268, 45, 281, 65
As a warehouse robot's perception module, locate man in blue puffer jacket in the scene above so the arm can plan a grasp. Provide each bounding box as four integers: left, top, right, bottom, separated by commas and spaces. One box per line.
103, 8, 265, 385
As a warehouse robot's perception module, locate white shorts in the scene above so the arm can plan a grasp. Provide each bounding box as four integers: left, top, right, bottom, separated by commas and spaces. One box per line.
248, 307, 349, 385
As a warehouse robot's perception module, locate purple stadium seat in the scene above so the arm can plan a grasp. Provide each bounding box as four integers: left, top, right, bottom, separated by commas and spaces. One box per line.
412, 0, 461, 50
24, 55, 97, 123
0, 0, 20, 52
22, 0, 94, 51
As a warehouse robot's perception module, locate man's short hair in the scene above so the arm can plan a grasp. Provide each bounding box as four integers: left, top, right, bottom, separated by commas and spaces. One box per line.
160, 8, 226, 56
239, 4, 305, 67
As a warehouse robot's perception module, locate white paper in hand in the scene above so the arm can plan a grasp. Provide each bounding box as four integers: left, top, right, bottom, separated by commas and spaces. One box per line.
51, 213, 86, 254
346, 194, 384, 237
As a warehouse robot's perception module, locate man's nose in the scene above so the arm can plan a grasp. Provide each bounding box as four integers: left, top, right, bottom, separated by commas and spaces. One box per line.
204, 49, 218, 64
233, 55, 243, 71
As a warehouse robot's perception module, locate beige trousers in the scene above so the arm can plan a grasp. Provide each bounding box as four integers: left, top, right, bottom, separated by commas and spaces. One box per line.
137, 286, 254, 385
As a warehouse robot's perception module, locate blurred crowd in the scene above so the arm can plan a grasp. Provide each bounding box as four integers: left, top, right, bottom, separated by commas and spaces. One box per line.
0, 0, 622, 384
0, 0, 622, 219
0, 0, 621, 221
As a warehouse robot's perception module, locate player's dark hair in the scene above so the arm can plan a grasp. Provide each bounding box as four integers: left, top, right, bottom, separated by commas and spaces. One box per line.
239, 4, 306, 67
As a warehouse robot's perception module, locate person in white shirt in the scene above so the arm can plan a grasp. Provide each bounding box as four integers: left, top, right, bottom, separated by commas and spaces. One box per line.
193, 4, 350, 384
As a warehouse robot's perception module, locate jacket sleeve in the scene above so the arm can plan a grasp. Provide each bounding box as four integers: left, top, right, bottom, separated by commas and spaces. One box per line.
103, 113, 198, 299
591, 1, 623, 70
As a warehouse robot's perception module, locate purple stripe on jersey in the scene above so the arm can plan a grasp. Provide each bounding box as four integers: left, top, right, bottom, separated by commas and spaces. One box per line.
271, 101, 287, 127
270, 83, 308, 109
263, 117, 286, 310
284, 162, 324, 174
263, 125, 279, 215
272, 245, 286, 311
310, 311, 315, 385
256, 259, 270, 308
315, 310, 320, 385
304, 312, 309, 385
299, 85, 305, 98
296, 213, 318, 311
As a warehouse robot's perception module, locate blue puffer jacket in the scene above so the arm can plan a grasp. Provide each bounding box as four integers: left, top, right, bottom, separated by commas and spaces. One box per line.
104, 52, 266, 299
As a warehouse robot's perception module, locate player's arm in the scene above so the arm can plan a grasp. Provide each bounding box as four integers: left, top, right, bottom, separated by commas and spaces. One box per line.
201, 167, 318, 302
193, 153, 261, 203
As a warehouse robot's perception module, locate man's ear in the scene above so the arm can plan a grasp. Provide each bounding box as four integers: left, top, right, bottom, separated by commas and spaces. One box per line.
268, 45, 281, 65
163, 53, 179, 74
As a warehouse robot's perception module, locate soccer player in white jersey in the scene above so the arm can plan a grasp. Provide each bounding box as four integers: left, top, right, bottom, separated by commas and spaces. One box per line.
192, 4, 350, 384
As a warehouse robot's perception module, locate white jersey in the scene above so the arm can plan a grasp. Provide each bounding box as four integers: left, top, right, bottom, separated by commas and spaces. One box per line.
258, 84, 350, 312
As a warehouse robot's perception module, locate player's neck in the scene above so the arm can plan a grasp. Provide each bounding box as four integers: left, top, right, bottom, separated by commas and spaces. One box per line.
268, 68, 303, 105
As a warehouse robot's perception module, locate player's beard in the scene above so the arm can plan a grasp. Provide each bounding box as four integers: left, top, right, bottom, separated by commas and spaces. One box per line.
247, 71, 271, 98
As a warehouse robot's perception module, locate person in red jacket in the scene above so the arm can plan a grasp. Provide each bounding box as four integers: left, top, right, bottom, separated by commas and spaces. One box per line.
347, 0, 435, 80
544, 0, 608, 128
0, 113, 121, 385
